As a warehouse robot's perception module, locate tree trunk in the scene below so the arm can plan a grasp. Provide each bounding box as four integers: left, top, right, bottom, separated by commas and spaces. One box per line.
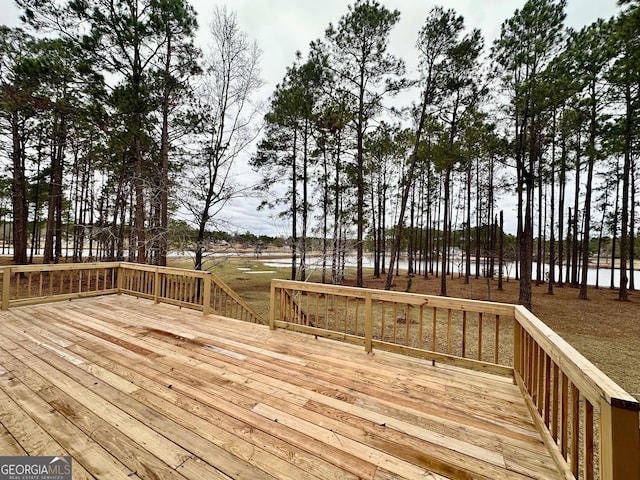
557, 120, 567, 288
30, 144, 43, 263
465, 156, 472, 283
356, 78, 365, 288
536, 144, 543, 285
385, 91, 429, 290
579, 91, 597, 300
11, 111, 28, 265
44, 115, 66, 264
134, 135, 146, 264
629, 160, 636, 291
321, 145, 329, 284
595, 196, 608, 288
300, 122, 309, 282
291, 129, 298, 281
371, 174, 380, 278
440, 167, 452, 296
571, 135, 581, 286
610, 164, 620, 290
566, 208, 572, 285
548, 112, 556, 295
332, 133, 342, 285
619, 83, 632, 300
158, 26, 173, 267
498, 211, 504, 290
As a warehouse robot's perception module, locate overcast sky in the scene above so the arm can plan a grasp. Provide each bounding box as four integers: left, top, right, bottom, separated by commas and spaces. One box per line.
5, 0, 622, 237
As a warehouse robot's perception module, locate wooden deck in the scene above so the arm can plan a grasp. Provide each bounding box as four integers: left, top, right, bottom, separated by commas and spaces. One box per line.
0, 295, 563, 480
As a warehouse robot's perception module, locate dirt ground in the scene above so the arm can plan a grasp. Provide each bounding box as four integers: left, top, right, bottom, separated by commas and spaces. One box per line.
353, 271, 640, 401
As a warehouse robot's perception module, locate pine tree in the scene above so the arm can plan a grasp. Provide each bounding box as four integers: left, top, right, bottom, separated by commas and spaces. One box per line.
492, 0, 566, 310
326, 0, 405, 287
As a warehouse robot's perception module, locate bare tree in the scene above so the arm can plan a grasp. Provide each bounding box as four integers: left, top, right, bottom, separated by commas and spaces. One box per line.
183, 6, 263, 270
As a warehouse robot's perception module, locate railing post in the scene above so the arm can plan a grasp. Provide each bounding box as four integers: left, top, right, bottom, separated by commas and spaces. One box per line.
116, 263, 124, 294
2, 267, 11, 310
202, 273, 211, 316
269, 282, 277, 330
599, 398, 640, 480
513, 318, 523, 378
154, 267, 160, 304
365, 292, 373, 353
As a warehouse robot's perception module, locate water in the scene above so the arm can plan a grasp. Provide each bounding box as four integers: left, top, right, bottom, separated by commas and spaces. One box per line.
262, 255, 640, 288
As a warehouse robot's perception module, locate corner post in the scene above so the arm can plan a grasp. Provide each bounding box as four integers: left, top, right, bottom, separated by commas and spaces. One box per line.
513, 305, 525, 378
269, 281, 277, 330
599, 398, 640, 480
365, 292, 373, 353
2, 267, 11, 310
154, 267, 160, 304
202, 273, 211, 316
513, 317, 523, 378
116, 263, 124, 294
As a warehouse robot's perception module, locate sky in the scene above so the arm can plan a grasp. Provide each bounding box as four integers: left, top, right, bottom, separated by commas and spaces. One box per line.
4, 0, 623, 237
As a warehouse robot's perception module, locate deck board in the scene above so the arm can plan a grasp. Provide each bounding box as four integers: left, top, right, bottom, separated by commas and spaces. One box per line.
0, 295, 563, 480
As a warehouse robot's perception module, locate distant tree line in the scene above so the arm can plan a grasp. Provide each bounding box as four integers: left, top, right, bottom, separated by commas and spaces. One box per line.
251, 0, 640, 308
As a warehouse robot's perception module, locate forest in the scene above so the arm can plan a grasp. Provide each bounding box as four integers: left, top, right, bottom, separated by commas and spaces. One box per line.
0, 0, 638, 310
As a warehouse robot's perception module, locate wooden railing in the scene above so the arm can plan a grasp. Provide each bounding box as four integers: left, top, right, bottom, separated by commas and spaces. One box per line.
514, 306, 640, 480
270, 279, 640, 480
1, 262, 120, 309
119, 263, 210, 311
0, 262, 267, 325
270, 279, 514, 375
209, 271, 266, 324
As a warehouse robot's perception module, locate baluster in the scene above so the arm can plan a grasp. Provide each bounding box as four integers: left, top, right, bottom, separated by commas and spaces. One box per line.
494, 314, 500, 364
446, 309, 452, 354
584, 399, 594, 480
462, 311, 467, 358
477, 312, 483, 361
570, 384, 580, 478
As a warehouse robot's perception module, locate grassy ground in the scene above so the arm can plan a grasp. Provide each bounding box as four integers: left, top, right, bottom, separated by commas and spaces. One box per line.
177, 255, 640, 401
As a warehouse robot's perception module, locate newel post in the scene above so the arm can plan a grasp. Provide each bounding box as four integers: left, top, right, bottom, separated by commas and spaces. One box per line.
599, 398, 640, 480
202, 273, 211, 316
154, 267, 160, 304
513, 317, 523, 377
365, 292, 373, 353
269, 281, 277, 330
513, 305, 525, 378
2, 267, 11, 310
116, 263, 124, 294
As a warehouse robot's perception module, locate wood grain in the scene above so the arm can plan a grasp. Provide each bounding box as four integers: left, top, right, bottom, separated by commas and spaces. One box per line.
0, 295, 565, 479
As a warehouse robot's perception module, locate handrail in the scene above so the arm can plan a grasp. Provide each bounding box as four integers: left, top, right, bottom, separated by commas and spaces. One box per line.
514, 306, 637, 411
4, 262, 122, 273
209, 271, 267, 325
269, 279, 640, 480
